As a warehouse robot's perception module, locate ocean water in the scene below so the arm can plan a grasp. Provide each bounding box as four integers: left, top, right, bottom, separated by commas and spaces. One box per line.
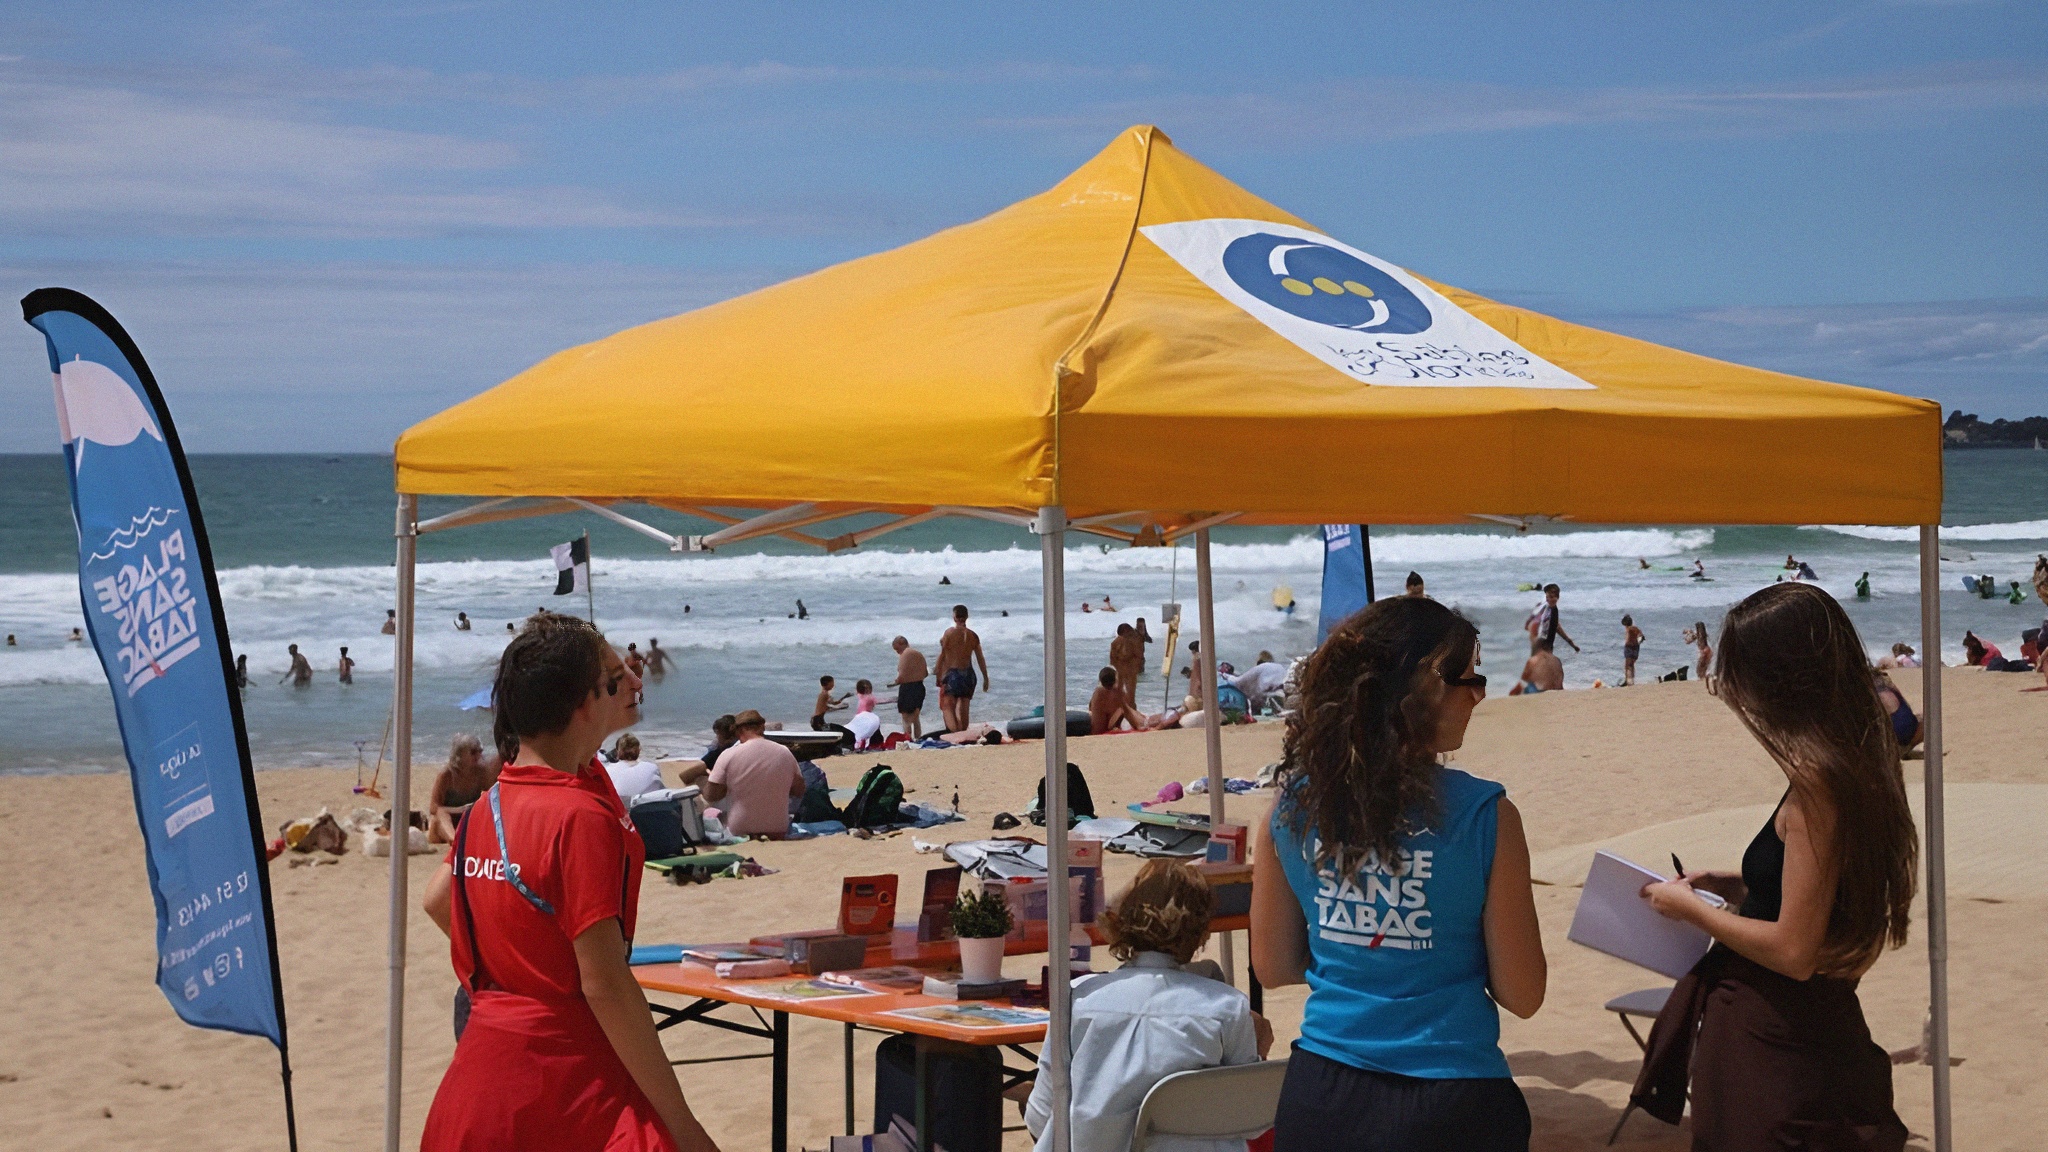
2, 452, 2044, 775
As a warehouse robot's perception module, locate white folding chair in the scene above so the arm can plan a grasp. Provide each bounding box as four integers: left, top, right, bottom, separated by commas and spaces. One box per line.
1128, 1058, 1288, 1151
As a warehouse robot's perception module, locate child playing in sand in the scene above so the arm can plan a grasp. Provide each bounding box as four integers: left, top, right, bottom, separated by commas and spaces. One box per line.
1024, 859, 1271, 1152
1621, 615, 1644, 685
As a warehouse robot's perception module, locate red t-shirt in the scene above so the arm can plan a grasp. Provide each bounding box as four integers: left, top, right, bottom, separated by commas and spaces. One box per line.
447, 758, 645, 1000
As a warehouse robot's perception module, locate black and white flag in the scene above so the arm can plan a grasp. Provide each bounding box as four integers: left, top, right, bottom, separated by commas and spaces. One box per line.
551, 537, 588, 595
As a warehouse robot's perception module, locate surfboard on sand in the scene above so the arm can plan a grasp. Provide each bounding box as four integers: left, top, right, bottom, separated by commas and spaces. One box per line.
1126, 802, 1212, 830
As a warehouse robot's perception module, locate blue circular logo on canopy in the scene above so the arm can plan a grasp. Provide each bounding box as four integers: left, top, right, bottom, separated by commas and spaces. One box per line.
1221, 233, 1431, 334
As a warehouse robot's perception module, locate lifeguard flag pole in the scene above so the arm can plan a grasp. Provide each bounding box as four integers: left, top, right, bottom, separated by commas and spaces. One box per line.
22, 289, 298, 1151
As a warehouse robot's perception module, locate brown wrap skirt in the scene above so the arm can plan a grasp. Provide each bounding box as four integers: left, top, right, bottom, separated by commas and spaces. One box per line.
1630, 947, 1907, 1151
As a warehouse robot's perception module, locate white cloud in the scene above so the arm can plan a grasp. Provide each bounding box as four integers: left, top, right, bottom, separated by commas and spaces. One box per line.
988, 62, 2048, 146
0, 71, 733, 236
0, 260, 784, 451
1565, 298, 2048, 417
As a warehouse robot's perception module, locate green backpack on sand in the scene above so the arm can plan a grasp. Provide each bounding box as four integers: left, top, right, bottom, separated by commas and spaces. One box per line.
842, 764, 906, 829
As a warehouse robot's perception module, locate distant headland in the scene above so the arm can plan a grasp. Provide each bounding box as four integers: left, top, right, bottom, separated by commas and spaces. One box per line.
1943, 411, 2048, 449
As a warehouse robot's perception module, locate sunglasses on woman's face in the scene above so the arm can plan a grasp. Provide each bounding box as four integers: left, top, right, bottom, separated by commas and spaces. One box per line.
1441, 644, 1486, 690
603, 671, 626, 697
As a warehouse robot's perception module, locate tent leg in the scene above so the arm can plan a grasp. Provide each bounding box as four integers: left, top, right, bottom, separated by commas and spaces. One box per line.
384, 494, 418, 1152
1037, 507, 1072, 1152
1194, 529, 1230, 984
1917, 525, 1951, 1152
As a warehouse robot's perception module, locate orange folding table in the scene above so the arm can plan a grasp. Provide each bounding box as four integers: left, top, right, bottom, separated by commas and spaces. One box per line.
634, 914, 1253, 1152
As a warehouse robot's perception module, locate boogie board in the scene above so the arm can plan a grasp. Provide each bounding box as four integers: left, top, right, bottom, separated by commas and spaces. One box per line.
1125, 802, 1212, 830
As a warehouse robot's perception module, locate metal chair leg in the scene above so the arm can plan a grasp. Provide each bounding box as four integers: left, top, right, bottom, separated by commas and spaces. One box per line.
1608, 1101, 1637, 1145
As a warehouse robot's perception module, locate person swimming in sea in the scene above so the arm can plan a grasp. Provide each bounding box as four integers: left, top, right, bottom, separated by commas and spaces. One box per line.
1855, 572, 1871, 599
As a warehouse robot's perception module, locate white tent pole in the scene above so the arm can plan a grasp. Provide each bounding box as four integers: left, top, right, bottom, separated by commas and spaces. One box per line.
1918, 525, 1952, 1152
1037, 506, 1073, 1152
383, 494, 418, 1152
1194, 529, 1231, 983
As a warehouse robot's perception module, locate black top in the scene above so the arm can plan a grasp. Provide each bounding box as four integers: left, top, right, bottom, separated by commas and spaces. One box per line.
1738, 792, 1788, 921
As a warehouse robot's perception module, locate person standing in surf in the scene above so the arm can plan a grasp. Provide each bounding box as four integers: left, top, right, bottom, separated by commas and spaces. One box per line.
890, 635, 929, 740
934, 604, 988, 732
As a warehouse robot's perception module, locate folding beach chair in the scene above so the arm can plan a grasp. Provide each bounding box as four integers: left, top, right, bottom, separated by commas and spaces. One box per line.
1128, 1058, 1288, 1151
1604, 986, 1673, 1144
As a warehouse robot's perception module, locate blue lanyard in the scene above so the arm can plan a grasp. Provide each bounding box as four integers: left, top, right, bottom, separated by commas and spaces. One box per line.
486, 783, 556, 915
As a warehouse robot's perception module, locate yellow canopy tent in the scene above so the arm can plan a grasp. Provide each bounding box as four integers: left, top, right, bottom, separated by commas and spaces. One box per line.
382, 126, 1953, 1152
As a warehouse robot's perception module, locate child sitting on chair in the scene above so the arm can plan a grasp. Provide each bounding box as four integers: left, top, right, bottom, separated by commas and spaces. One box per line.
1024, 859, 1272, 1152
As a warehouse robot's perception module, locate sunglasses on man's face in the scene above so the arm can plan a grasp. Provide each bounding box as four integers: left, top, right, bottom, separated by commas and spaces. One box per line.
603, 671, 627, 697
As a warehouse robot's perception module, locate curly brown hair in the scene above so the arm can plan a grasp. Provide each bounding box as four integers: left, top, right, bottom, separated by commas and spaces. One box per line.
1278, 596, 1478, 876
1099, 860, 1214, 964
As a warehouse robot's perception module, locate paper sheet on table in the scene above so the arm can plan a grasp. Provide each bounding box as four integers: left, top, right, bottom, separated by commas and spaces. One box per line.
1566, 850, 1722, 979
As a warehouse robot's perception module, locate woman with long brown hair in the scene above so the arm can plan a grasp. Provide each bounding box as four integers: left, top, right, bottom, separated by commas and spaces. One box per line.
1251, 596, 1545, 1151
1634, 581, 1917, 1149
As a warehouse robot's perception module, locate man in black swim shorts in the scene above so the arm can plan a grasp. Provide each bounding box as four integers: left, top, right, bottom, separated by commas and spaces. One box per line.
934, 605, 989, 731
891, 635, 929, 740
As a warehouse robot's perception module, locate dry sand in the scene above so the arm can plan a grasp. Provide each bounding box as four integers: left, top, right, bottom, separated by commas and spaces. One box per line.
1, 666, 2041, 1151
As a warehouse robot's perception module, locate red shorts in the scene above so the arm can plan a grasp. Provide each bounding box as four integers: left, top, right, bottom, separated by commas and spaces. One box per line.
422, 990, 677, 1152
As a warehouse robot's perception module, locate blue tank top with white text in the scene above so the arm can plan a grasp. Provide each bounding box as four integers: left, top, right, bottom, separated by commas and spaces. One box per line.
1269, 766, 1509, 1079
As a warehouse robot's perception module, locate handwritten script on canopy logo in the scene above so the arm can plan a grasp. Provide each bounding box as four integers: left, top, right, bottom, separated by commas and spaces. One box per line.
1141, 219, 1594, 390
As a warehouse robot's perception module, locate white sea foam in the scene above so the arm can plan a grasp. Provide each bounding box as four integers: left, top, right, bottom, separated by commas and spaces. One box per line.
1810, 520, 2048, 543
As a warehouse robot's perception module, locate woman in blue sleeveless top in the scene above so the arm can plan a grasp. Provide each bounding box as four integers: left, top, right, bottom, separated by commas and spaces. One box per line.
1252, 597, 1546, 1151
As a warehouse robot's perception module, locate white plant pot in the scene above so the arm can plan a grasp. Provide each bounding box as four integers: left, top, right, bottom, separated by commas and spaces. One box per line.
957, 935, 1007, 984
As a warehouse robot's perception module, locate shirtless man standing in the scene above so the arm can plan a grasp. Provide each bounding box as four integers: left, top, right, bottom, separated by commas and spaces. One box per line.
890, 636, 929, 739
934, 604, 989, 732
643, 638, 669, 677
283, 643, 312, 687
1109, 624, 1144, 709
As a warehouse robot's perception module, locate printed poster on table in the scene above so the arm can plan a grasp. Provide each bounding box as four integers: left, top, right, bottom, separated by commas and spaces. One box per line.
21, 289, 292, 1059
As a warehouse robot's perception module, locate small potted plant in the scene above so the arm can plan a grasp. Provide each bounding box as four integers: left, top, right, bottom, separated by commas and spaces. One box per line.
950, 887, 1013, 983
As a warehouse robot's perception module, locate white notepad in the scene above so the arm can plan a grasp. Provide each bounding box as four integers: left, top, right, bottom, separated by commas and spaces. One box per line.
1566, 850, 1725, 979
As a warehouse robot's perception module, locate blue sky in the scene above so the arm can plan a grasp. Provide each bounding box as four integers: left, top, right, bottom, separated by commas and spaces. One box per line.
1, 1, 2043, 451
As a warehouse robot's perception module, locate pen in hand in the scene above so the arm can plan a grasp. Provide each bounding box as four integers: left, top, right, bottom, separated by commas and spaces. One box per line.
1671, 853, 1686, 880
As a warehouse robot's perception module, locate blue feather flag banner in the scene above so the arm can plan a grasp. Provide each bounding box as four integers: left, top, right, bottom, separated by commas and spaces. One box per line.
1318, 524, 1375, 643
22, 290, 296, 1140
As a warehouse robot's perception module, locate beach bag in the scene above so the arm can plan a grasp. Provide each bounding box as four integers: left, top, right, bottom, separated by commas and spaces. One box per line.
630, 795, 689, 859
795, 777, 840, 824
873, 1033, 1003, 1152
1217, 683, 1250, 719
842, 765, 906, 829
1031, 762, 1097, 827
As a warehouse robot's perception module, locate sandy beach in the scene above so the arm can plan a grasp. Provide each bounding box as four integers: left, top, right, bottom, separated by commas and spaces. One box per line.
2, 664, 2041, 1151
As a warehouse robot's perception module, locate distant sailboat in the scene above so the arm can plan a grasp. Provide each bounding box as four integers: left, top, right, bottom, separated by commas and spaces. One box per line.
2035, 436, 2043, 450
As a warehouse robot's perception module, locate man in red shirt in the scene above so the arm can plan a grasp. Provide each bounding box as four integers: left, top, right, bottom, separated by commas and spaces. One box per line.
422, 614, 720, 1152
